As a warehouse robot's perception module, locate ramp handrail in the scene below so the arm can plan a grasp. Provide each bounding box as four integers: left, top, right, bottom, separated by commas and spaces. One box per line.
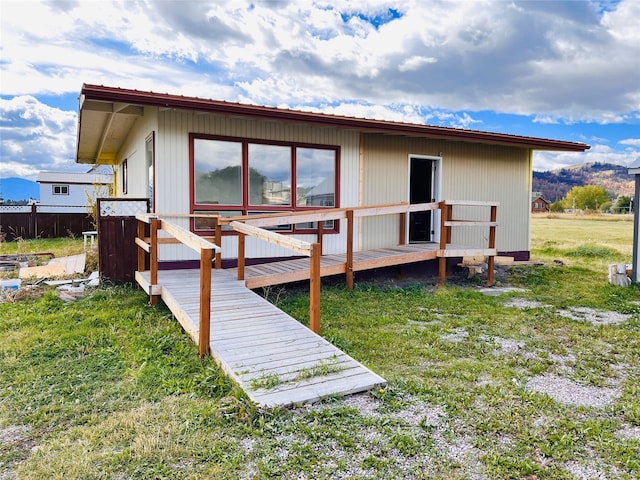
135, 213, 221, 357
229, 220, 322, 334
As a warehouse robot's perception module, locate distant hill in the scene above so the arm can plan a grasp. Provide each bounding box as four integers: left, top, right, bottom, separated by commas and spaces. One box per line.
532, 162, 634, 203
0, 177, 39, 202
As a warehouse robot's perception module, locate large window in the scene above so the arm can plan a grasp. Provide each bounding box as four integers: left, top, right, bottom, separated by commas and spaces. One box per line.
191, 134, 339, 233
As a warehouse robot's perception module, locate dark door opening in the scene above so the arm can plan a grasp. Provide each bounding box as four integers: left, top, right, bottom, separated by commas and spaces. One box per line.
409, 158, 435, 243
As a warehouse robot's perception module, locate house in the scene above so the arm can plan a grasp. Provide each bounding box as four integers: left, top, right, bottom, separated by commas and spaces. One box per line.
75, 84, 589, 266
36, 166, 113, 213
531, 193, 550, 213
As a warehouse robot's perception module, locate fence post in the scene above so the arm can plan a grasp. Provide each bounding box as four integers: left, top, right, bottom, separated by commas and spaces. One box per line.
30, 203, 37, 238
309, 242, 321, 334
199, 247, 212, 357
399, 211, 407, 245
316, 221, 324, 255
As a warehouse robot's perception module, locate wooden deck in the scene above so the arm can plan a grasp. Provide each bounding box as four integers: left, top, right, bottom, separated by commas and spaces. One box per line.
229, 242, 494, 288
136, 268, 386, 407
229, 243, 436, 288
132, 201, 499, 407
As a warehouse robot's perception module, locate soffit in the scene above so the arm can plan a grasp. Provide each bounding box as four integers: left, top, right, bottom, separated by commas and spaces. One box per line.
77, 98, 144, 164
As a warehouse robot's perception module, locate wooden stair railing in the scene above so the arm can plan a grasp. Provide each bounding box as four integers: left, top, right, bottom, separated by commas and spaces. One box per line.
135, 214, 221, 357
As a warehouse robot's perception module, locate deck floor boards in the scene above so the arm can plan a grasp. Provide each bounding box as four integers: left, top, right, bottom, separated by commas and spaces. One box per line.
229, 243, 442, 286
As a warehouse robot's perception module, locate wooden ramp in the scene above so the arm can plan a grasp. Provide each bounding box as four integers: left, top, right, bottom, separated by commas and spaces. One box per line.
137, 269, 386, 407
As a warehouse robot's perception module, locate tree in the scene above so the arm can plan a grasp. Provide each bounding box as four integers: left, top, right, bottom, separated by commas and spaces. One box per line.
612, 195, 632, 214
563, 185, 611, 211
550, 200, 565, 213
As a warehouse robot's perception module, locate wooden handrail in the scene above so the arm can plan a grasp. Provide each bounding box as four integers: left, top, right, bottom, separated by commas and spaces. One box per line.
437, 200, 498, 286
229, 220, 322, 334
215, 202, 440, 229
135, 215, 220, 357
229, 221, 312, 256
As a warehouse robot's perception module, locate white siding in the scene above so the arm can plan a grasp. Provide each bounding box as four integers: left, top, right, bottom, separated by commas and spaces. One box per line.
115, 108, 532, 263
38, 183, 92, 207
153, 110, 360, 261
361, 134, 531, 253
115, 107, 158, 200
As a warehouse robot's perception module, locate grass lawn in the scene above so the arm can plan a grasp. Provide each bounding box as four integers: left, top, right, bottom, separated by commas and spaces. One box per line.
1, 216, 639, 479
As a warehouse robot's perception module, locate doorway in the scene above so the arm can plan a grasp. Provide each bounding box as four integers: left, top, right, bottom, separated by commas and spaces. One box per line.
409, 156, 439, 243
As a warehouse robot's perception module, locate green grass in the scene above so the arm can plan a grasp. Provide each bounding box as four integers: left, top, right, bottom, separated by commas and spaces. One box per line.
1, 216, 639, 479
531, 213, 633, 270
0, 236, 85, 257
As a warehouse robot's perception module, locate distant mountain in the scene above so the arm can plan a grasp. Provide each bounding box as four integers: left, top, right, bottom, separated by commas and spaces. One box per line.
533, 162, 634, 203
0, 177, 39, 202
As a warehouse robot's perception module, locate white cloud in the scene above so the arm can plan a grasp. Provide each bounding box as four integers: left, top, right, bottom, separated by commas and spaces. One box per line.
533, 143, 640, 172
398, 56, 438, 72
619, 138, 640, 147
2, 0, 638, 122
1, 0, 638, 177
0, 96, 81, 180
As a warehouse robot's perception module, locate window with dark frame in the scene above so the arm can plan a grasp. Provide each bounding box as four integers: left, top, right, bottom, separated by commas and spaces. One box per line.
52, 184, 69, 195
190, 134, 339, 234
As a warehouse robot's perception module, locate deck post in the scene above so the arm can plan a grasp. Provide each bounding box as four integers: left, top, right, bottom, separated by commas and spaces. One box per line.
214, 219, 222, 269
316, 221, 324, 255
237, 232, 246, 281
149, 217, 160, 305
438, 203, 448, 286
199, 247, 212, 357
399, 212, 407, 245
486, 205, 497, 286
346, 210, 355, 290
137, 220, 146, 273
309, 242, 321, 333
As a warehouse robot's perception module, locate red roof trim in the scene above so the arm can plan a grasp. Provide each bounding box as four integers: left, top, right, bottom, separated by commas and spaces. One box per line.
81, 84, 590, 152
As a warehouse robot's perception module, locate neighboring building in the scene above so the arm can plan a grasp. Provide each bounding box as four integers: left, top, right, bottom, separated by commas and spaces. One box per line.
531, 193, 550, 213
36, 166, 113, 213
75, 84, 589, 264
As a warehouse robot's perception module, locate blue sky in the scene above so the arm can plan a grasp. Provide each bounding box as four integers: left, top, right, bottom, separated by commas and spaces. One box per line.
1, 0, 639, 180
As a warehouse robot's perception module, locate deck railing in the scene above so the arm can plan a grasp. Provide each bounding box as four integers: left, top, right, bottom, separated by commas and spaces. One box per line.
135, 213, 221, 357
134, 200, 497, 353
229, 221, 323, 334
438, 200, 499, 285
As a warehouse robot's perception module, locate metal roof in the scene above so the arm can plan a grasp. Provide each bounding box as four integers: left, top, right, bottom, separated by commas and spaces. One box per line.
76, 83, 590, 164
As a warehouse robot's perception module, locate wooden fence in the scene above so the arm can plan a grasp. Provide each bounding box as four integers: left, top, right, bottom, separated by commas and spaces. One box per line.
97, 198, 149, 283
0, 204, 94, 240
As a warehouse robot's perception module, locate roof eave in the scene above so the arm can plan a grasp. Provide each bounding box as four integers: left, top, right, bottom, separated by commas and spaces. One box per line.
79, 84, 591, 153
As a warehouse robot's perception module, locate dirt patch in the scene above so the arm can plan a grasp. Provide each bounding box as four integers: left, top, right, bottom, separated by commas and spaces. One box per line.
556, 307, 632, 325
440, 328, 469, 342
0, 425, 31, 445
503, 298, 550, 309
615, 425, 640, 441
525, 375, 620, 408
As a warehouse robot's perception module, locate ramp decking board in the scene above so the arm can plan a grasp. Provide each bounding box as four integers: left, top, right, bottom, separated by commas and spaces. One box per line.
137, 268, 385, 406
